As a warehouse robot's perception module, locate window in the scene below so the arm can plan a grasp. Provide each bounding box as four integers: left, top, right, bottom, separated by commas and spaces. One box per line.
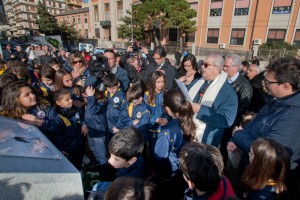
207, 28, 219, 44
267, 29, 286, 42
72, 17, 75, 24
94, 5, 99, 22
168, 28, 178, 42
84, 15, 87, 23
235, 0, 249, 16
273, 0, 292, 14
78, 17, 81, 24
210, 0, 223, 16
95, 28, 100, 38
230, 29, 245, 45
85, 29, 88, 38
117, 1, 123, 20
293, 30, 300, 47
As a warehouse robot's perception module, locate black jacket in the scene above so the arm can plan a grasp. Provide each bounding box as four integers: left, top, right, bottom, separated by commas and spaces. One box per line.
231, 74, 253, 124
3, 49, 13, 62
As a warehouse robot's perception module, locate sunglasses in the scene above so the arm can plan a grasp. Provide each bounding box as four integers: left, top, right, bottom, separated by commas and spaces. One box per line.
73, 60, 83, 64
203, 63, 214, 68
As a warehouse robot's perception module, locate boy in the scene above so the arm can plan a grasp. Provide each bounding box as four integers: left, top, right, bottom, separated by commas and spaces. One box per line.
89, 127, 145, 198
53, 89, 88, 170
103, 73, 131, 134
179, 142, 236, 199
126, 85, 150, 140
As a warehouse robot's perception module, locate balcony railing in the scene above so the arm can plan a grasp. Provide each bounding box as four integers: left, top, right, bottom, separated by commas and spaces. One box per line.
104, 12, 110, 21
117, 10, 123, 21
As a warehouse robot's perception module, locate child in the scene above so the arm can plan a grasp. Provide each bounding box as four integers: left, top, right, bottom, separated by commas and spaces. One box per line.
34, 66, 56, 104
150, 89, 196, 200
242, 138, 290, 200
83, 86, 108, 169
126, 85, 150, 140
179, 142, 236, 200
89, 127, 145, 195
103, 73, 131, 135
53, 69, 84, 108
144, 71, 168, 134
103, 177, 156, 200
0, 82, 64, 146
53, 88, 88, 170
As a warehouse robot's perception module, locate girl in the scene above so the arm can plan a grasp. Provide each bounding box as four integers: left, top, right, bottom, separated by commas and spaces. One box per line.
144, 71, 167, 134
53, 69, 84, 108
53, 88, 87, 170
242, 138, 290, 200
152, 89, 196, 199
0, 82, 64, 145
34, 66, 56, 104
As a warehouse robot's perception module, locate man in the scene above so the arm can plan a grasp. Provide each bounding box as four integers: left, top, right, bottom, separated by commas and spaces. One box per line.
175, 49, 182, 66
228, 58, 300, 197
143, 46, 176, 90
13, 46, 27, 63
104, 49, 129, 91
246, 64, 265, 112
221, 54, 253, 163
3, 44, 14, 62
240, 61, 250, 77
192, 54, 238, 147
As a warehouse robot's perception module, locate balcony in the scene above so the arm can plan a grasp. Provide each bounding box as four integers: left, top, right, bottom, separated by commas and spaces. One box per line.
100, 21, 111, 27
16, 25, 24, 29
23, 0, 36, 5
66, 0, 82, 6
4, 0, 12, 5
24, 8, 36, 13
15, 17, 26, 22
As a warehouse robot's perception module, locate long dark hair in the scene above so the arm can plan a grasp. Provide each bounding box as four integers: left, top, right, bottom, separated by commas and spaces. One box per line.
146, 71, 166, 105
1, 82, 48, 118
163, 89, 196, 141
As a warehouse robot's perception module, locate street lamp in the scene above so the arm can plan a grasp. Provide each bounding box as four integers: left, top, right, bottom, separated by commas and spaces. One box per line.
128, 1, 142, 44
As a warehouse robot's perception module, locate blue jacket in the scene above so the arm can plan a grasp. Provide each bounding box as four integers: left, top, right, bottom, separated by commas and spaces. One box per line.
153, 119, 187, 179
85, 96, 107, 138
55, 106, 85, 153
116, 156, 145, 178
144, 91, 167, 133
106, 90, 131, 133
114, 66, 129, 91
127, 100, 150, 140
33, 82, 54, 105
196, 81, 238, 147
28, 105, 64, 146
232, 91, 300, 169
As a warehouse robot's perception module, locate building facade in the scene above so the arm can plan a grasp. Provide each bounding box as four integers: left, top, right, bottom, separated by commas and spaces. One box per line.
56, 7, 90, 38
85, 0, 300, 51
4, 0, 66, 36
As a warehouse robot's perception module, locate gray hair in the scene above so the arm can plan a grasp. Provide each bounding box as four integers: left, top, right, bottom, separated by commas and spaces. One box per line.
225, 54, 241, 70
250, 64, 260, 74
207, 54, 224, 69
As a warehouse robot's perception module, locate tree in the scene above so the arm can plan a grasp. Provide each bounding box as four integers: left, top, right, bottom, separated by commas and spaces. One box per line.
58, 21, 81, 41
164, 0, 197, 51
36, 1, 59, 35
117, 0, 196, 48
259, 41, 298, 61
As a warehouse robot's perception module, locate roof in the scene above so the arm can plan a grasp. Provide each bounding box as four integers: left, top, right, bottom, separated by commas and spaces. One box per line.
57, 7, 89, 16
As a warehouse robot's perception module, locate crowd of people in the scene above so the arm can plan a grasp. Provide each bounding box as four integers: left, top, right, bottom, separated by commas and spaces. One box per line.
0, 42, 299, 200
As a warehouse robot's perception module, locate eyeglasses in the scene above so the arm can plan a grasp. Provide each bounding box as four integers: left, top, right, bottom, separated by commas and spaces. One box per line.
73, 60, 83, 64
263, 78, 281, 85
203, 63, 214, 68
